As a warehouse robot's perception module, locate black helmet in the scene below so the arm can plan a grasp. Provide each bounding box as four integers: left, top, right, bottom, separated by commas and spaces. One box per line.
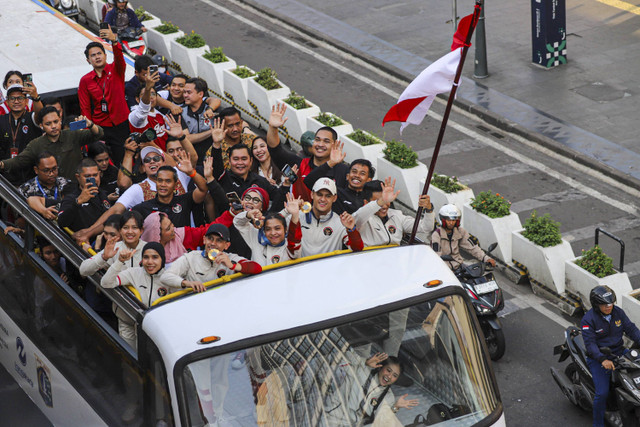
590, 285, 616, 311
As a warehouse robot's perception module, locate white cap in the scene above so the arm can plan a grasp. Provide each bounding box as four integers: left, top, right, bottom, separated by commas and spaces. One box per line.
312, 177, 337, 195
140, 146, 164, 160
6, 84, 24, 95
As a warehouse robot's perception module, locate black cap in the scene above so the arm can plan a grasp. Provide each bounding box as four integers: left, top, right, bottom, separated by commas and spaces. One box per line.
206, 223, 230, 241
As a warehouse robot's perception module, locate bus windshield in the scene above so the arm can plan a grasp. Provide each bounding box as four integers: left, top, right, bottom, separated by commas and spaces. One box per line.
180, 293, 500, 426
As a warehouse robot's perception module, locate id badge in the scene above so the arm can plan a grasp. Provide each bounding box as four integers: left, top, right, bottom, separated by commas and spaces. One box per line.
10, 147, 18, 158
101, 100, 108, 113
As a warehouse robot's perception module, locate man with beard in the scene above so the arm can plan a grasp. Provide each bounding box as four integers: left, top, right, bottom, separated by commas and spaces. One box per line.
204, 107, 254, 170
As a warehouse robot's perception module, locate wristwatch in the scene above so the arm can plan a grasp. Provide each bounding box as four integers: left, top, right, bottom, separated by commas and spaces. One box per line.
392, 405, 399, 413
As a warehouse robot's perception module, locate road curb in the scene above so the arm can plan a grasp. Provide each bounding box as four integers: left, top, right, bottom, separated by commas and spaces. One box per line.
237, 0, 640, 193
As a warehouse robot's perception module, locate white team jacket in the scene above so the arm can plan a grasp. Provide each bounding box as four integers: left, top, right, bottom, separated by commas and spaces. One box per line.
161, 250, 246, 288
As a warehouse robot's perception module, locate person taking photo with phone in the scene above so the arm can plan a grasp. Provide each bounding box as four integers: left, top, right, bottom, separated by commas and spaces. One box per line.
58, 158, 113, 232
0, 106, 103, 181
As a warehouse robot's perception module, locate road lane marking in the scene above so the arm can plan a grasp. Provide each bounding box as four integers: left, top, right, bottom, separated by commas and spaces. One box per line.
563, 215, 640, 243
459, 163, 535, 186
596, 0, 640, 15
415, 138, 486, 159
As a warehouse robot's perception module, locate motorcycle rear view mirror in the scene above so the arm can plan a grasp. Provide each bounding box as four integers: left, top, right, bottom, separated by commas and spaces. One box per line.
440, 254, 455, 262
487, 242, 498, 253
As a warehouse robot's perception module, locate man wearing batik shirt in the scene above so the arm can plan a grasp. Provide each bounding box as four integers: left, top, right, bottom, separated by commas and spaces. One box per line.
204, 106, 255, 169
19, 152, 70, 221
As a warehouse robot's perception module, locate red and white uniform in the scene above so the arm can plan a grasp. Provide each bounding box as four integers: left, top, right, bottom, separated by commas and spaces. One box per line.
128, 99, 168, 151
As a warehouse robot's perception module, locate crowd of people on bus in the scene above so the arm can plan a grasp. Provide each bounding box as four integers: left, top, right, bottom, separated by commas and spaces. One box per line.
0, 16, 502, 355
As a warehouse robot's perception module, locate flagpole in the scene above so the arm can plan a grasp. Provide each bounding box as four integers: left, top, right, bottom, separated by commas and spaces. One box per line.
408, 0, 482, 244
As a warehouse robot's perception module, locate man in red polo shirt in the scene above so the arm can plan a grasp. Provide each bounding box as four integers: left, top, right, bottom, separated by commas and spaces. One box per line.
78, 25, 129, 166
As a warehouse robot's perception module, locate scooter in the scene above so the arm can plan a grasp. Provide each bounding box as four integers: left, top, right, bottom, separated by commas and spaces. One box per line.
442, 242, 506, 361
118, 27, 147, 58
551, 326, 640, 426
47, 0, 79, 20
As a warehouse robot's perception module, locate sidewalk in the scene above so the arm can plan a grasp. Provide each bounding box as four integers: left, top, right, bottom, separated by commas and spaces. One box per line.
242, 0, 640, 188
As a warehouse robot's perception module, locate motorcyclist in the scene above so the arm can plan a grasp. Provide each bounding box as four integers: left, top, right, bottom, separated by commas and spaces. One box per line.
104, 0, 147, 35
582, 285, 640, 427
431, 204, 495, 270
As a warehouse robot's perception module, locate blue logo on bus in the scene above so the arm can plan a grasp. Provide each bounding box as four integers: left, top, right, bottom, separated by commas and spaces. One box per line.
16, 337, 26, 366
37, 366, 53, 407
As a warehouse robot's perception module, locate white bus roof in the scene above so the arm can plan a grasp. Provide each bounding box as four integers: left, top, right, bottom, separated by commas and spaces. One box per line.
1, 0, 134, 97
142, 244, 460, 368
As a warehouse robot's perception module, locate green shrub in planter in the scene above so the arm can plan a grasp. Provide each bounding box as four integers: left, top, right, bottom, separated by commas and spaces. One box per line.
283, 91, 308, 110
383, 139, 418, 169
203, 47, 228, 63
316, 112, 344, 127
522, 210, 562, 247
134, 6, 152, 21
471, 191, 511, 218
232, 66, 255, 79
575, 245, 616, 278
154, 21, 180, 35
431, 173, 463, 193
347, 129, 382, 146
176, 31, 206, 48
255, 68, 281, 90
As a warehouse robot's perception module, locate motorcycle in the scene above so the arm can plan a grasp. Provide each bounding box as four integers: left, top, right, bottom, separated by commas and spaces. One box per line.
118, 27, 147, 58
551, 326, 640, 426
442, 242, 506, 361
47, 0, 79, 20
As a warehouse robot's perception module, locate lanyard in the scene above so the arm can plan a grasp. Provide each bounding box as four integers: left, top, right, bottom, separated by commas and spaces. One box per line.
9, 111, 26, 147
35, 177, 58, 200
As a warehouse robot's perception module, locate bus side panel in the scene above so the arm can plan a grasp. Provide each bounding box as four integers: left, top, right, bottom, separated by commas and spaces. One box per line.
0, 231, 143, 425
0, 307, 106, 426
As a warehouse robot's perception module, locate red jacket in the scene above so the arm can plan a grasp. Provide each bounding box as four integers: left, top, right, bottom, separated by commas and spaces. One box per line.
78, 42, 128, 127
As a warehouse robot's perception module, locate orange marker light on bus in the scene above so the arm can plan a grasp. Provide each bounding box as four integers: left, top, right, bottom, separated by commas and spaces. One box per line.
424, 280, 443, 288
198, 336, 221, 345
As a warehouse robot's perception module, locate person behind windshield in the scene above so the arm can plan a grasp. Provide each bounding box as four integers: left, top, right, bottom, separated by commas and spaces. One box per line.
325, 352, 418, 425
431, 204, 495, 270
582, 286, 640, 427
234, 192, 303, 266
103, 0, 146, 34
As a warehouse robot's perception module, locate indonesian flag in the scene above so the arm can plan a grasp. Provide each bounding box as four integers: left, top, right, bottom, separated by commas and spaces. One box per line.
382, 13, 479, 133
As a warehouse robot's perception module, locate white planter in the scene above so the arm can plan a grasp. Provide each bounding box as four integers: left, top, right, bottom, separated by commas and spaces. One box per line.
565, 257, 632, 311
376, 156, 428, 210
426, 181, 475, 226
195, 56, 237, 98
222, 67, 256, 114
77, 0, 102, 27
140, 13, 161, 44
306, 114, 354, 137
278, 98, 321, 142
511, 230, 574, 294
621, 290, 640, 328
169, 39, 209, 77
462, 203, 522, 265
341, 131, 385, 169
146, 28, 184, 60
247, 78, 290, 124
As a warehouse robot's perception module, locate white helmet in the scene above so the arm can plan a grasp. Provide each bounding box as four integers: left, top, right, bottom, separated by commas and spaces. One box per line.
439, 204, 461, 227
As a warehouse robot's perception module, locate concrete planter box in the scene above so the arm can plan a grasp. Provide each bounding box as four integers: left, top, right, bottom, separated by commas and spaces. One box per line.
77, 0, 102, 27
426, 181, 475, 227
565, 257, 632, 311
306, 114, 353, 137
512, 230, 574, 294
140, 14, 161, 43
169, 40, 209, 77
341, 131, 385, 169
146, 28, 184, 60
278, 98, 321, 142
222, 67, 256, 114
247, 77, 290, 124
622, 290, 640, 328
195, 56, 237, 98
462, 202, 522, 265
376, 156, 428, 210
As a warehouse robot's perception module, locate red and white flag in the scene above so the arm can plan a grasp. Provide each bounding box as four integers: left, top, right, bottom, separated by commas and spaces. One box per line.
382, 13, 478, 133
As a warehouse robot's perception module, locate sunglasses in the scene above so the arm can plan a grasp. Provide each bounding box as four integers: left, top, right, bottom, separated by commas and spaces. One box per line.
143, 155, 163, 164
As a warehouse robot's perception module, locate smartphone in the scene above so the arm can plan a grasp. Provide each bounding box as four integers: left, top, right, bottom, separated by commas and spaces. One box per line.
23, 73, 33, 83
282, 164, 297, 183
226, 192, 243, 211
69, 119, 87, 131
148, 65, 158, 75
99, 22, 109, 30
86, 177, 97, 188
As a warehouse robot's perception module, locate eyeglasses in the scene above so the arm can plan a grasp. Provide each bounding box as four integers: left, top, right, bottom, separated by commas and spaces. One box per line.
143, 155, 163, 164
243, 195, 263, 204
38, 166, 59, 175
8, 96, 26, 102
